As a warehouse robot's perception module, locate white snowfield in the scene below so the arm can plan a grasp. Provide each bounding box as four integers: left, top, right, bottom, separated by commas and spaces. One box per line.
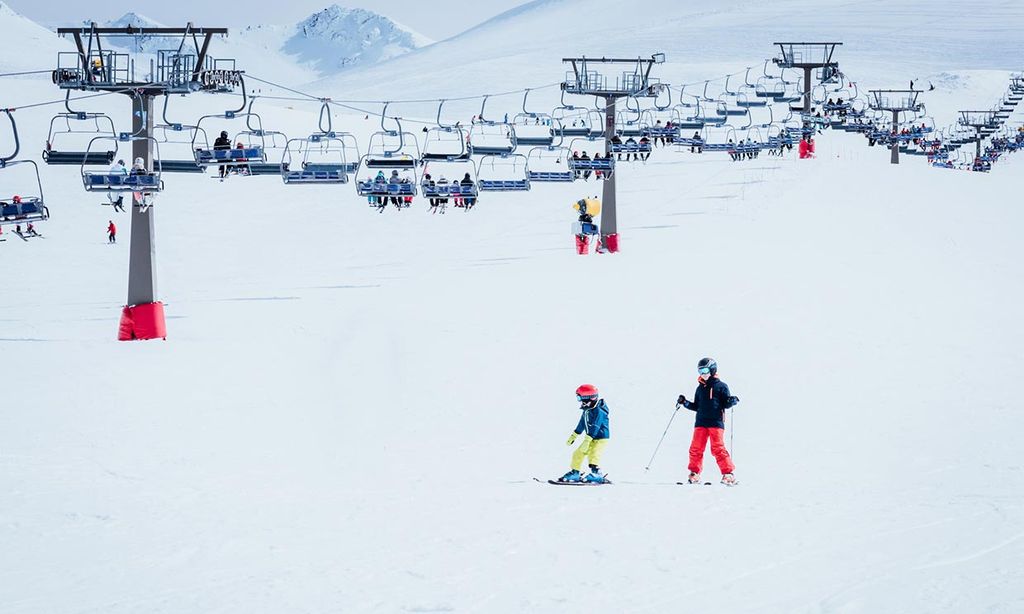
2, 1, 1024, 612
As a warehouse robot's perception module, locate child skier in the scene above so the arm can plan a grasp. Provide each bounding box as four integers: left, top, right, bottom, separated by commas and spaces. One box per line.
677, 357, 740, 485
557, 384, 611, 484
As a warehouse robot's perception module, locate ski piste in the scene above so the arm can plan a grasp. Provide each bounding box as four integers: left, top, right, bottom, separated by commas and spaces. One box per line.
534, 477, 612, 486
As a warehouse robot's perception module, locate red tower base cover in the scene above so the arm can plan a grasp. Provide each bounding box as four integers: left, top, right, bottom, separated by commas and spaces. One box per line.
604, 233, 620, 253
118, 301, 167, 341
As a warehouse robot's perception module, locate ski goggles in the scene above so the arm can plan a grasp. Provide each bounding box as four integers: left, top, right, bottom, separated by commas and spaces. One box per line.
576, 394, 598, 403
698, 367, 712, 375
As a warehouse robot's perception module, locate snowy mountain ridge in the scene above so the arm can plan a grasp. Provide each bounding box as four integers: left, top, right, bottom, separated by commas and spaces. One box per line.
240, 5, 433, 77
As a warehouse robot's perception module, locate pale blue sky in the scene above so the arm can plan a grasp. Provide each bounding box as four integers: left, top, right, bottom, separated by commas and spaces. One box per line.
5, 0, 535, 41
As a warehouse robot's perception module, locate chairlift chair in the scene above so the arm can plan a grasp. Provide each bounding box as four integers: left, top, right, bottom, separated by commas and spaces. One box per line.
361, 105, 422, 170
81, 134, 164, 193
153, 96, 205, 173
192, 91, 267, 170
421, 158, 479, 201
567, 138, 615, 175
422, 100, 470, 161
552, 91, 592, 138
282, 132, 352, 185
1, 110, 50, 228
526, 145, 576, 182
42, 93, 117, 165
469, 95, 518, 155
512, 90, 557, 147
476, 153, 530, 191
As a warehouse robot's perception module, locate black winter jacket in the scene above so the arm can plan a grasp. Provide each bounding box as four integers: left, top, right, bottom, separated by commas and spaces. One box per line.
682, 377, 737, 429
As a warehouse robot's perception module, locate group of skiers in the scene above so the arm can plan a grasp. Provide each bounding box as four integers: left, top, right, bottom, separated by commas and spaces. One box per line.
556, 358, 740, 486
609, 134, 653, 161
569, 151, 612, 180
421, 172, 477, 214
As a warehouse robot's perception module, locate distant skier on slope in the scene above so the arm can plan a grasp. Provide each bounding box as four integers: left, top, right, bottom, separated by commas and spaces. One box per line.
554, 384, 611, 484
677, 357, 740, 486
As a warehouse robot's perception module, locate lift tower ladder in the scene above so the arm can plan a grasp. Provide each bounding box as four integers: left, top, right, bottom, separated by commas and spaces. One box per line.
561, 53, 665, 250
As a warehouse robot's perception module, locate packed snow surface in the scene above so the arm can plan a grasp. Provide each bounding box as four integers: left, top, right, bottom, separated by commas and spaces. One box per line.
1, 1, 1023, 612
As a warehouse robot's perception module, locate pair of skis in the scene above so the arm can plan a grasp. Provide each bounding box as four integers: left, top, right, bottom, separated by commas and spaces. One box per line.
536, 477, 737, 487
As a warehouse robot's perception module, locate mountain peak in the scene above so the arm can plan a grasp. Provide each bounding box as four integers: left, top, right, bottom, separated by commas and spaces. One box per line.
263, 5, 431, 76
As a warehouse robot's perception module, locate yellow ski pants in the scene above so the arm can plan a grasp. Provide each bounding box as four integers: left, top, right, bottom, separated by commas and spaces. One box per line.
571, 436, 609, 471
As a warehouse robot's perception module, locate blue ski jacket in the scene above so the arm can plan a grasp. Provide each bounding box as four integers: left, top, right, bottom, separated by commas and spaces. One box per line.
574, 399, 610, 440
682, 377, 737, 429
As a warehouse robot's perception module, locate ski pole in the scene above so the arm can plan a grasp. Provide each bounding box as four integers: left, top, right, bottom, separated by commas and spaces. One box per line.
644, 404, 680, 471
730, 407, 735, 461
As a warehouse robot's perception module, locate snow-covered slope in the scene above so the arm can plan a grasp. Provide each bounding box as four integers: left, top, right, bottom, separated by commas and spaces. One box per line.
238, 5, 433, 77
0, 1, 71, 73
305, 0, 1024, 121
2, 1, 1024, 612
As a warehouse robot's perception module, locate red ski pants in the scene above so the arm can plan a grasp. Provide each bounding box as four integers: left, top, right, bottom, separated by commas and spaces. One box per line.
688, 427, 734, 475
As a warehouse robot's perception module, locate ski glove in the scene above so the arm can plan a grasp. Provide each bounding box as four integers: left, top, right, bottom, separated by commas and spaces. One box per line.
728, 396, 740, 406
677, 394, 687, 406
566, 432, 578, 446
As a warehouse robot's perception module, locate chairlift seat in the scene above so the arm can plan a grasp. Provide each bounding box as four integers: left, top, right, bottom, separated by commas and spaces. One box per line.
609, 142, 651, 154
569, 158, 615, 171
157, 159, 204, 173
83, 173, 164, 192
357, 181, 417, 197
0, 198, 49, 225
195, 147, 264, 164
527, 170, 575, 182
363, 156, 418, 169
43, 150, 115, 166
421, 183, 478, 198
470, 145, 517, 156
478, 179, 530, 192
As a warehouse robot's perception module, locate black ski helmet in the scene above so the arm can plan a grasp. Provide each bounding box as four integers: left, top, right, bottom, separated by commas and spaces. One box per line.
697, 357, 718, 376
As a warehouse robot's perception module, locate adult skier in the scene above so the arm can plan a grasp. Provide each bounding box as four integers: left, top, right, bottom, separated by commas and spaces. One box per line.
108, 159, 127, 212
677, 357, 740, 485
107, 220, 117, 244
555, 384, 611, 484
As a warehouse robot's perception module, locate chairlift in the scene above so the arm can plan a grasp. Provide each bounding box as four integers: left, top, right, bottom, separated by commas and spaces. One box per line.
526, 145, 575, 182
42, 92, 117, 166
81, 133, 164, 194
552, 90, 592, 138
233, 96, 292, 175
512, 89, 556, 146
422, 100, 470, 161
699, 124, 738, 153
192, 85, 267, 170
153, 95, 206, 173
421, 158, 479, 203
567, 138, 615, 176
361, 103, 422, 169
469, 95, 518, 155
641, 85, 680, 139
672, 86, 707, 130
0, 110, 49, 229
357, 105, 420, 198
737, 68, 768, 107
616, 96, 645, 137
713, 79, 747, 117
477, 153, 530, 191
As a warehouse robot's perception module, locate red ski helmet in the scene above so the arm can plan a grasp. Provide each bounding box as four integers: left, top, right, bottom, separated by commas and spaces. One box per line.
576, 384, 599, 402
